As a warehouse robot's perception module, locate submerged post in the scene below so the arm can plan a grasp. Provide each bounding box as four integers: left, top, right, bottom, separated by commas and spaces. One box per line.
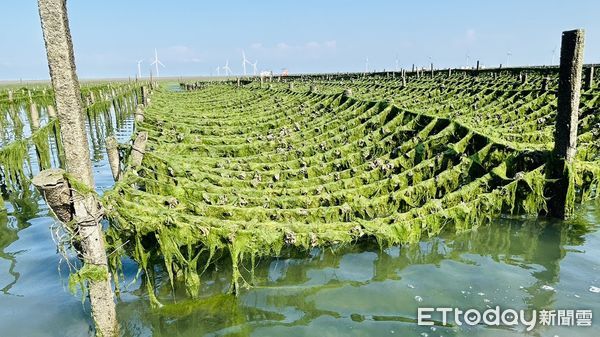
141, 86, 148, 106
37, 0, 118, 335
134, 104, 144, 123
105, 136, 120, 181
546, 29, 585, 219
30, 103, 40, 130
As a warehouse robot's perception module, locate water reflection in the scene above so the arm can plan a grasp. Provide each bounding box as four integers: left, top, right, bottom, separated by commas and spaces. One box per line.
117, 204, 600, 337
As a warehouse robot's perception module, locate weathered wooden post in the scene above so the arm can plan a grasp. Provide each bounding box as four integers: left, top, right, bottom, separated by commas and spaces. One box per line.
546, 29, 585, 219
430, 63, 434, 78
134, 104, 144, 123
541, 77, 549, 92
310, 84, 317, 93
131, 131, 148, 168
105, 136, 120, 181
521, 72, 528, 84
448, 68, 452, 77
476, 60, 480, 72
412, 64, 415, 73
47, 104, 56, 118
288, 83, 294, 90
37, 0, 118, 335
30, 103, 40, 130
140, 86, 148, 106
584, 66, 594, 90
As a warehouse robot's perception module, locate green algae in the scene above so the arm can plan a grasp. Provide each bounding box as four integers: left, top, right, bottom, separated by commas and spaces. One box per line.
101, 73, 600, 304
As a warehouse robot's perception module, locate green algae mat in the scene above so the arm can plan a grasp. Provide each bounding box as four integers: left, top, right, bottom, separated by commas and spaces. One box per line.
102, 72, 600, 303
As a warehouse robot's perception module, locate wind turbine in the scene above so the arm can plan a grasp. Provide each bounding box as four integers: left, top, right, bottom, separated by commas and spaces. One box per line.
251, 61, 258, 75
222, 60, 232, 76
151, 48, 165, 78
506, 51, 512, 67
216, 66, 220, 77
365, 57, 369, 73
242, 50, 250, 76
136, 60, 143, 79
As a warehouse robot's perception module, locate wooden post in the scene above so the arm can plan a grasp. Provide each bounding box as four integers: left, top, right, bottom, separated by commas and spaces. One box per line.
310, 85, 317, 93
105, 136, 120, 181
546, 29, 585, 219
289, 83, 294, 90
584, 66, 594, 90
30, 103, 40, 130
47, 104, 56, 118
476, 60, 480, 72
134, 105, 144, 123
7, 90, 13, 103
37, 1, 118, 335
412, 64, 415, 73
541, 77, 549, 92
430, 63, 434, 78
343, 88, 352, 98
131, 131, 148, 168
141, 86, 148, 106
448, 68, 452, 77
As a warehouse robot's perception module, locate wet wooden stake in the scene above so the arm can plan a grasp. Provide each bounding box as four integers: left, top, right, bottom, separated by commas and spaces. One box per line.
131, 131, 148, 168
546, 29, 585, 219
47, 104, 56, 118
141, 86, 148, 106
37, 0, 118, 335
105, 136, 120, 181
30, 103, 40, 130
134, 104, 144, 123
541, 77, 549, 92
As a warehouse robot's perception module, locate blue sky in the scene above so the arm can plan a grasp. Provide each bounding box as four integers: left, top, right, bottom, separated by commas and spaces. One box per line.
1, 0, 599, 80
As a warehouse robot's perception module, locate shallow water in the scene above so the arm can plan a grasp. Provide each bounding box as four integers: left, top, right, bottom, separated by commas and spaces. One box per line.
1, 95, 599, 337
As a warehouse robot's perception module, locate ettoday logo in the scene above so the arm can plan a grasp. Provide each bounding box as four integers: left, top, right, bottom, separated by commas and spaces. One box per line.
417, 307, 593, 331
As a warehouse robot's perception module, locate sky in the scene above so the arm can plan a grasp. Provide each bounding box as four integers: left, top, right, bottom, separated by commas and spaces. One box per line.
1, 0, 599, 80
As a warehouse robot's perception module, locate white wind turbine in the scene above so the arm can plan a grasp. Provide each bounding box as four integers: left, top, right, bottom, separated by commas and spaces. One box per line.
242, 50, 250, 76
506, 51, 512, 67
222, 60, 233, 76
216, 66, 221, 76
151, 48, 165, 78
365, 57, 369, 73
251, 61, 258, 75
136, 60, 143, 79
